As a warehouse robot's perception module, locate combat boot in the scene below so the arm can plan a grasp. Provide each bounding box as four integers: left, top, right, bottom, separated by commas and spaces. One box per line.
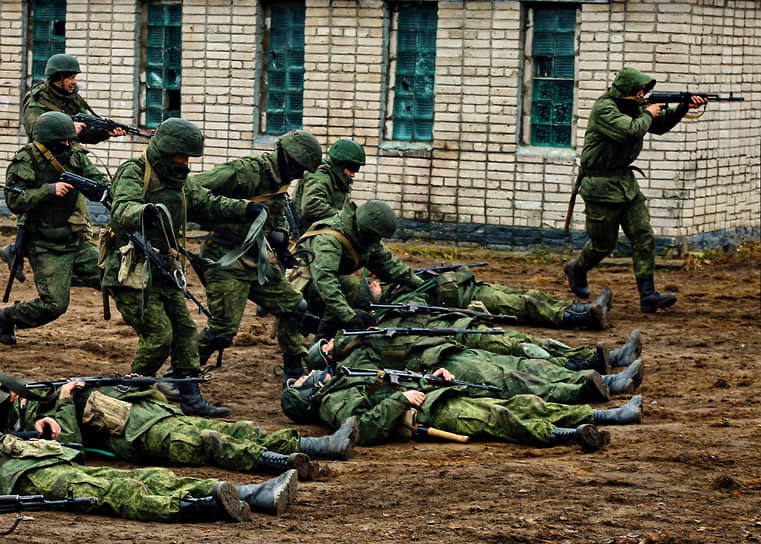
609, 330, 642, 368
178, 481, 250, 522
601, 360, 644, 395
237, 469, 298, 515
579, 372, 610, 402
565, 343, 611, 375
177, 381, 229, 418
549, 424, 610, 449
0, 306, 17, 346
0, 244, 24, 282
281, 353, 306, 387
636, 277, 676, 313
299, 416, 357, 460
593, 395, 643, 425
564, 259, 590, 299
257, 451, 319, 481
562, 299, 606, 330
155, 366, 181, 402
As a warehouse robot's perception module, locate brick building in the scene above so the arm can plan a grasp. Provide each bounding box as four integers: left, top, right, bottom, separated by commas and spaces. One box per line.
0, 0, 758, 251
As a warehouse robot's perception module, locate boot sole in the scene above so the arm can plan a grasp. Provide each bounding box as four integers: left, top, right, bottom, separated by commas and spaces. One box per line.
289, 452, 319, 481
584, 372, 610, 402
595, 343, 612, 375
269, 470, 298, 515
640, 296, 677, 313
630, 360, 645, 390
213, 481, 251, 522
577, 424, 610, 449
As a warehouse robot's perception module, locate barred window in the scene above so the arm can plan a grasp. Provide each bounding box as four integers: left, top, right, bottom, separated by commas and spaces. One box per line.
265, 4, 305, 135
144, 3, 182, 129
30, 0, 67, 84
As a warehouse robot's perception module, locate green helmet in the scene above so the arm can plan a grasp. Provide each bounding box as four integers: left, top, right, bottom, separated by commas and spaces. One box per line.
356, 200, 397, 239
305, 340, 329, 370
278, 130, 322, 173
281, 387, 317, 423
328, 139, 366, 167
33, 111, 77, 143
152, 118, 204, 157
44, 54, 81, 77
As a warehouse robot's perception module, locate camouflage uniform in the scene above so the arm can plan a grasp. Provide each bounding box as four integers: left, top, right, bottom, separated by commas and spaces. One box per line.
283, 371, 593, 447
1, 435, 223, 522
1, 133, 105, 334
102, 123, 249, 379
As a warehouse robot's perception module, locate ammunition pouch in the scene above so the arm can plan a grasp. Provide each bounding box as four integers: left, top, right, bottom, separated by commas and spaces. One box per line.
82, 391, 132, 436
117, 241, 148, 289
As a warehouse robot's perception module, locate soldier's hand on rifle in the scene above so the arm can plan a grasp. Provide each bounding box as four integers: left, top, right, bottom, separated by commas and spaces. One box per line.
688, 95, 708, 109
369, 280, 382, 298
58, 380, 85, 399
646, 103, 664, 117
347, 310, 373, 330
107, 127, 128, 137
431, 368, 455, 382
403, 390, 426, 408
73, 122, 86, 135
34, 417, 61, 439
51, 182, 74, 197
246, 202, 268, 222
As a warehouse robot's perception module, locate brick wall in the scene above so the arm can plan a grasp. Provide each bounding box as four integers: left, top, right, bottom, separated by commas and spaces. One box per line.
0, 0, 758, 252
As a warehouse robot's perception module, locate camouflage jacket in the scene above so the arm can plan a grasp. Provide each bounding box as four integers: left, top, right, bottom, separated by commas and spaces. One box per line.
292, 157, 352, 230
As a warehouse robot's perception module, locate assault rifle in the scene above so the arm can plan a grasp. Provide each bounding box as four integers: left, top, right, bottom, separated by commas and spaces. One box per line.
126, 231, 212, 318
59, 172, 111, 209
340, 326, 505, 338
284, 192, 302, 239
70, 113, 153, 138
340, 366, 503, 393
414, 262, 488, 279
0, 185, 24, 195
0, 488, 96, 535
2, 226, 27, 302
370, 303, 518, 325
25, 375, 208, 391
646, 92, 744, 105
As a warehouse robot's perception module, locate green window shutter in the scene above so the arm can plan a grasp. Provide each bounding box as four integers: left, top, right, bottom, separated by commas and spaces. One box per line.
530, 7, 575, 148
145, 3, 182, 129
31, 0, 67, 84
393, 4, 437, 141
266, 5, 305, 135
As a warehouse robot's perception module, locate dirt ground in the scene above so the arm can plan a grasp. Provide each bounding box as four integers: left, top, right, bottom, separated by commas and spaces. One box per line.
1, 232, 759, 544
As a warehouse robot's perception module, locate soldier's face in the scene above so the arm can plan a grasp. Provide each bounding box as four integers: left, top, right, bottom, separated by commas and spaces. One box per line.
343, 168, 357, 179
171, 154, 190, 166
57, 74, 78, 93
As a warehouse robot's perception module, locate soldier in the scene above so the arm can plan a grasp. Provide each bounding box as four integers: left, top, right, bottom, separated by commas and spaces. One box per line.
292, 138, 366, 230
22, 53, 127, 143
282, 366, 643, 450
0, 112, 107, 345
292, 199, 425, 342
0, 372, 356, 485
563, 67, 707, 313
189, 130, 322, 382
102, 118, 264, 417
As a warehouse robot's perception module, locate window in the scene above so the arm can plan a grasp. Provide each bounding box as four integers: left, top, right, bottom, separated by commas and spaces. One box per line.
391, 4, 437, 142
30, 0, 66, 84
529, 7, 576, 147
265, 4, 305, 135
144, 3, 182, 129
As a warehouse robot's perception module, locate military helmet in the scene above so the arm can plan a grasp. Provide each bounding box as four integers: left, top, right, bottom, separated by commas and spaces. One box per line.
328, 139, 366, 168
278, 130, 322, 173
281, 386, 317, 423
44, 54, 81, 77
33, 111, 77, 143
305, 339, 330, 370
152, 118, 204, 157
356, 200, 397, 238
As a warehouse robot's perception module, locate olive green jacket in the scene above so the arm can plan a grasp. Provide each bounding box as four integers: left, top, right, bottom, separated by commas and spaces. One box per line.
293, 157, 352, 229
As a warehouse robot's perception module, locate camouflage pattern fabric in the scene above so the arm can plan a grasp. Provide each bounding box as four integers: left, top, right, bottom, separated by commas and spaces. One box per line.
292, 157, 353, 230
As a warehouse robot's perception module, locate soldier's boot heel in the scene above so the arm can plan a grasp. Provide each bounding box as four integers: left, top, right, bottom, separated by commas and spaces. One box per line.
237, 469, 298, 515
178, 481, 250, 522
298, 416, 358, 460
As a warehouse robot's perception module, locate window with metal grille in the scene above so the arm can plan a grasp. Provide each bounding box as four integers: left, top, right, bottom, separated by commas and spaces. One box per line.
530, 7, 575, 148
265, 4, 305, 135
31, 0, 66, 84
392, 4, 437, 142
144, 3, 182, 129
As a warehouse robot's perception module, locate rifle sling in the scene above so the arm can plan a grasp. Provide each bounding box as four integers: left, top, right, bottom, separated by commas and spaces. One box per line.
298, 229, 359, 268
32, 141, 67, 174
248, 184, 289, 202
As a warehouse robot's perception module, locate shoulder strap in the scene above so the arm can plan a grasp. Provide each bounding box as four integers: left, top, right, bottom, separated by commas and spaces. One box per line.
32, 141, 67, 173
249, 184, 289, 203
298, 228, 359, 268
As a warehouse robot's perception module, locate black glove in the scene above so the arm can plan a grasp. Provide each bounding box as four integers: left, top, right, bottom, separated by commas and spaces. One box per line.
346, 310, 373, 330
142, 203, 159, 225
246, 202, 268, 222
267, 229, 289, 251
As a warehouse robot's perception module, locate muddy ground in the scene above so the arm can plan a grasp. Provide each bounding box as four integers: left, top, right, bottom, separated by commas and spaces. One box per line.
0, 232, 759, 544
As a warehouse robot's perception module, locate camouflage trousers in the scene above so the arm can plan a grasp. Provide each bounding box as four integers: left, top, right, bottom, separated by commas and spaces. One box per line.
576, 194, 655, 278
132, 416, 301, 473
423, 349, 594, 405
468, 283, 572, 328
11, 239, 100, 330
109, 283, 200, 377
199, 265, 306, 362
426, 394, 593, 446
16, 463, 217, 522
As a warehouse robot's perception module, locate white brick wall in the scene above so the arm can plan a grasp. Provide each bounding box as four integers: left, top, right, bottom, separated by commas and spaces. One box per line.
0, 0, 757, 249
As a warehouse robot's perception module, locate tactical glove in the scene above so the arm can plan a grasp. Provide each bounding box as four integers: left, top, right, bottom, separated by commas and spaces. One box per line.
246, 202, 268, 222
346, 310, 373, 330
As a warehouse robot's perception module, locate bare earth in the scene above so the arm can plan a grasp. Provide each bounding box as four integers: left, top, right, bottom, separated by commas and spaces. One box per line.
1, 233, 759, 544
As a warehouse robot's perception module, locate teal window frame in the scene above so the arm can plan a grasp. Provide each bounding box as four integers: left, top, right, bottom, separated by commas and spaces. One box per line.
392, 4, 437, 142
265, 4, 305, 135
144, 3, 182, 129
530, 6, 576, 148
31, 0, 67, 84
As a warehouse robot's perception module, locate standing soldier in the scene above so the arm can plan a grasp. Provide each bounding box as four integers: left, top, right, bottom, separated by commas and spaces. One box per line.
190, 130, 323, 381
292, 138, 366, 230
563, 67, 706, 313
0, 112, 107, 345
102, 118, 262, 418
